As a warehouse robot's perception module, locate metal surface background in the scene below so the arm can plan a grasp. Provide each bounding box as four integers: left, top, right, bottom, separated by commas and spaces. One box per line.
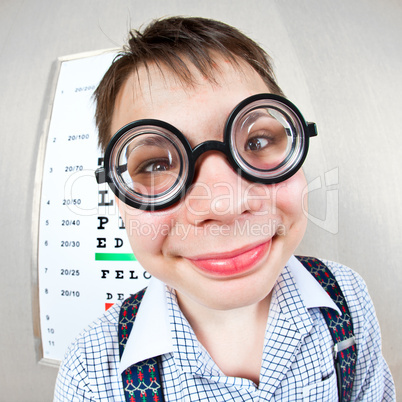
0, 0, 400, 400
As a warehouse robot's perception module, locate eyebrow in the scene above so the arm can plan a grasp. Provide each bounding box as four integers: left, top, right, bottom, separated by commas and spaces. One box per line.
133, 134, 173, 148
125, 134, 174, 157
117, 135, 175, 175
239, 110, 282, 130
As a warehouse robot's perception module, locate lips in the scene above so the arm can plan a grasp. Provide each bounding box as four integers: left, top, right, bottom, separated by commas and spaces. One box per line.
187, 240, 272, 277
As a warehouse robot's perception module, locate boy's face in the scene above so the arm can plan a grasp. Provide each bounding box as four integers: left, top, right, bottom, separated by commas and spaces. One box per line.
111, 58, 307, 311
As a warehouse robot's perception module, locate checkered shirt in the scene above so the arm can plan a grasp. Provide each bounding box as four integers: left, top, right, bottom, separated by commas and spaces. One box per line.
54, 257, 395, 401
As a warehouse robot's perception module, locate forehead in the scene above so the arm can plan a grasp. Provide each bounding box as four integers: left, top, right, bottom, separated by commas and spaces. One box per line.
110, 57, 270, 141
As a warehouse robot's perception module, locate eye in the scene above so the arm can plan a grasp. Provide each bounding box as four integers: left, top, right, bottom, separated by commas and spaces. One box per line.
141, 159, 172, 173
245, 135, 271, 151
132, 157, 175, 175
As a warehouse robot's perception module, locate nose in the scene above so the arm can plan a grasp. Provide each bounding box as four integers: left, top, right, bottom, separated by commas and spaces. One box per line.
183, 151, 266, 226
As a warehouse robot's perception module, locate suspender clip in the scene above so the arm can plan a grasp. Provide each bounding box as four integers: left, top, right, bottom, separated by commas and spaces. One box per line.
333, 336, 356, 359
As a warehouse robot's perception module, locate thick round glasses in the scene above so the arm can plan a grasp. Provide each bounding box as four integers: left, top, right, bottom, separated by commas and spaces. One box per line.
95, 93, 317, 210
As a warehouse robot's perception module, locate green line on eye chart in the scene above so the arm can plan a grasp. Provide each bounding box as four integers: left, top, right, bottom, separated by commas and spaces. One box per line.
95, 253, 137, 261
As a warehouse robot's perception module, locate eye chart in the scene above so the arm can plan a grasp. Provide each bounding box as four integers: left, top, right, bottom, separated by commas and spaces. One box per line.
34, 50, 151, 364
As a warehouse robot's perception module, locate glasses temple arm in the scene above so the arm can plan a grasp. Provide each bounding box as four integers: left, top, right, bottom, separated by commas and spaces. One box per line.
95, 164, 128, 184
95, 167, 106, 184
307, 122, 318, 137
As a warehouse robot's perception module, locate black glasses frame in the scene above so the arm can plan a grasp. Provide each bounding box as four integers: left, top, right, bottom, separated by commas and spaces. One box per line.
95, 93, 317, 210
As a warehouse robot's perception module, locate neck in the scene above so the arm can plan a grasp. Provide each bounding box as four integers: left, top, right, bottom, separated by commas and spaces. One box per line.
176, 291, 271, 385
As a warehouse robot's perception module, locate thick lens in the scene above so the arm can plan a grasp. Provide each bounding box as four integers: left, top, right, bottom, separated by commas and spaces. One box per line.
229, 98, 305, 181
235, 108, 291, 170
109, 124, 189, 207
124, 134, 181, 195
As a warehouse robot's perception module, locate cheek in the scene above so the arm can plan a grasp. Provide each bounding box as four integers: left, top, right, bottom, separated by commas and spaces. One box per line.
273, 170, 307, 219
117, 203, 174, 258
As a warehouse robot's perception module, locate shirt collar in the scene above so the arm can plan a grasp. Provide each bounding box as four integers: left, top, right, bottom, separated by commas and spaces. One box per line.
287, 255, 341, 315
119, 255, 341, 373
119, 277, 173, 374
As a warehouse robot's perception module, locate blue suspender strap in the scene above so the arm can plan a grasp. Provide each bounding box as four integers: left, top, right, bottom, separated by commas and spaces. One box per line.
297, 256, 357, 402
118, 288, 164, 402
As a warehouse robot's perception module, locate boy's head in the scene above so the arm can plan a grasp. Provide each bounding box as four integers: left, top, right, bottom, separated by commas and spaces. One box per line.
94, 16, 284, 152
94, 17, 310, 311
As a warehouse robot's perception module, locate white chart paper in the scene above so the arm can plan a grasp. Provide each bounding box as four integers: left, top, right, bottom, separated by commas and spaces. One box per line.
37, 51, 151, 363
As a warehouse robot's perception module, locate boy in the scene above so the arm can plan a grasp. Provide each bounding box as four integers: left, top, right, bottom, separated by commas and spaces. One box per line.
54, 16, 395, 401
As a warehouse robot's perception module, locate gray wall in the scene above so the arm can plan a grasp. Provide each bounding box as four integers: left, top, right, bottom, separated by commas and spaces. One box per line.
0, 0, 400, 400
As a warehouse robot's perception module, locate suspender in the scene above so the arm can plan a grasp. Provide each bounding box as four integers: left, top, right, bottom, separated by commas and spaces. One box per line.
118, 257, 357, 401
297, 256, 357, 401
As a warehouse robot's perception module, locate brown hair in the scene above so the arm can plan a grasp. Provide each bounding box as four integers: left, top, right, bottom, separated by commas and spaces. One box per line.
94, 16, 284, 152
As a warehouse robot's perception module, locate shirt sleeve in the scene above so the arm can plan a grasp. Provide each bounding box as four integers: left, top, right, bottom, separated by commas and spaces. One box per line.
324, 260, 396, 401
53, 342, 97, 401
53, 304, 123, 402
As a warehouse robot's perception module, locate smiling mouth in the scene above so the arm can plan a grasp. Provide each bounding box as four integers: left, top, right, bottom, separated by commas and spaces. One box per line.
187, 240, 272, 277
